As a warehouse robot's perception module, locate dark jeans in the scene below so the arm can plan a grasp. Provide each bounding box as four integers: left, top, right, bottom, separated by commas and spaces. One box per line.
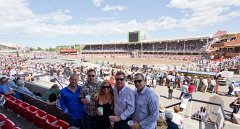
114, 118, 131, 129
168, 91, 173, 99
86, 114, 97, 129
231, 106, 240, 119
69, 117, 87, 129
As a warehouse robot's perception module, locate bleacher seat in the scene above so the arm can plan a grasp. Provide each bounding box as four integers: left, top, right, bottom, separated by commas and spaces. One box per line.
45, 114, 58, 129
12, 99, 22, 114
19, 102, 30, 118
57, 120, 70, 129
47, 105, 69, 123
34, 109, 47, 128
0, 113, 7, 121
1, 119, 15, 129
5, 96, 16, 110
26, 105, 38, 122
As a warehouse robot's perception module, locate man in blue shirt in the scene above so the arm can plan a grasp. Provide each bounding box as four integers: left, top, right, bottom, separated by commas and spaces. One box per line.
131, 73, 159, 129
60, 74, 86, 128
0, 77, 16, 96
110, 71, 135, 129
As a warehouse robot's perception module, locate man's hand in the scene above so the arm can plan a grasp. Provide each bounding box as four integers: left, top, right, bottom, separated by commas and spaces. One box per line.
131, 122, 140, 129
81, 98, 87, 104
109, 115, 121, 122
94, 92, 99, 100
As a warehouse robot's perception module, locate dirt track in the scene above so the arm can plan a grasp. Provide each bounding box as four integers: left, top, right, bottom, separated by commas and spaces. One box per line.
84, 57, 190, 67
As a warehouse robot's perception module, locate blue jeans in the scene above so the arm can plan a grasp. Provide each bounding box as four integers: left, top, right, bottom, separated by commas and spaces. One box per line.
210, 85, 215, 93
86, 114, 97, 129
69, 117, 87, 129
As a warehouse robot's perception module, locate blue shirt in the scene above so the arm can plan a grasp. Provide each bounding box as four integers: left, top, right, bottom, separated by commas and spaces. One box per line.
132, 86, 159, 129
0, 84, 12, 95
17, 87, 34, 96
113, 85, 135, 120
7, 80, 18, 90
60, 85, 86, 119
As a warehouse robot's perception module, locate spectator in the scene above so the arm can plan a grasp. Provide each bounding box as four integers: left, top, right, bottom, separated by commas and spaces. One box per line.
47, 93, 60, 107
41, 84, 60, 102
95, 80, 114, 129
230, 94, 240, 120
210, 77, 216, 93
0, 77, 21, 99
168, 81, 174, 99
165, 111, 178, 129
109, 71, 135, 129
179, 82, 188, 99
188, 82, 194, 100
228, 81, 235, 96
60, 74, 86, 128
172, 105, 184, 129
157, 104, 167, 127
16, 80, 34, 96
131, 73, 159, 129
80, 69, 100, 129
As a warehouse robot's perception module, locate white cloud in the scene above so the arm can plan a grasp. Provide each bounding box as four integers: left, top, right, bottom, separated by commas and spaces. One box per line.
1, 0, 240, 40
102, 4, 128, 12
166, 0, 240, 30
91, 0, 104, 7
44, 10, 72, 24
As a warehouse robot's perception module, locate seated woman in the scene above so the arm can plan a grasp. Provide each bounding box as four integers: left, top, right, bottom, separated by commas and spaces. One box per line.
95, 80, 114, 129
47, 93, 60, 107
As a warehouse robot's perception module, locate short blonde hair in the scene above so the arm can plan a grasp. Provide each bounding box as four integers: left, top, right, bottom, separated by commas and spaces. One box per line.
174, 105, 180, 113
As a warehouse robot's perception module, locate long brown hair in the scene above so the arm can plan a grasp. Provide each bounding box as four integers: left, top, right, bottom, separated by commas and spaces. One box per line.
99, 80, 113, 96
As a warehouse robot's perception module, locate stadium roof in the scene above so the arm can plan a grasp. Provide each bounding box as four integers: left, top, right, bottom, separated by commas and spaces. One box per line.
82, 35, 210, 45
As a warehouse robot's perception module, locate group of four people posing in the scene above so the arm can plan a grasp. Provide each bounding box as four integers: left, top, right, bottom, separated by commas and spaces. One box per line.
60, 69, 159, 129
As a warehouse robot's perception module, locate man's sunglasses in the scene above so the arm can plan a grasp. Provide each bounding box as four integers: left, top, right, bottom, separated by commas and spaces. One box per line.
134, 80, 143, 84
115, 78, 124, 81
88, 75, 95, 77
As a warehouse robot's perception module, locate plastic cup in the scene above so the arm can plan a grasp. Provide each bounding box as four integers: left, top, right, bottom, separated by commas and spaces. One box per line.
109, 116, 114, 125
85, 95, 91, 103
127, 120, 134, 126
97, 107, 103, 115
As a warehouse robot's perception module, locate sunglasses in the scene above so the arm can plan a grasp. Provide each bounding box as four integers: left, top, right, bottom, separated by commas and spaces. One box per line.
115, 78, 124, 81
134, 80, 143, 84
88, 75, 95, 77
102, 86, 111, 89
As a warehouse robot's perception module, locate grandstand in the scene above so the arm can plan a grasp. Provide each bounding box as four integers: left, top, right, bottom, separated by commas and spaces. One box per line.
81, 36, 211, 61
0, 42, 18, 54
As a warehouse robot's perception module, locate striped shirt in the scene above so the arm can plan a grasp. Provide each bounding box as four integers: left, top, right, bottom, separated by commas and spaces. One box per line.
113, 86, 135, 120
132, 86, 159, 129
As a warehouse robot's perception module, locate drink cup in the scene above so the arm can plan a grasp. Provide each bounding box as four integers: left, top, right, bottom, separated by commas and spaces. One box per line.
127, 120, 134, 126
109, 116, 114, 125
85, 95, 91, 103
97, 107, 103, 115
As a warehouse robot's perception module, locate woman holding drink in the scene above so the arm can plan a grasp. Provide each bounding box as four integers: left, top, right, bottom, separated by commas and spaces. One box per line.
95, 80, 114, 129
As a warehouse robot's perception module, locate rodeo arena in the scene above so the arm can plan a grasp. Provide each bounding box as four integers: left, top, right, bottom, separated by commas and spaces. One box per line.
0, 30, 240, 129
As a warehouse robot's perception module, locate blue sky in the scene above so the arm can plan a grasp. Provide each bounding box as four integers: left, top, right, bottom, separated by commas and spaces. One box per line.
0, 0, 240, 48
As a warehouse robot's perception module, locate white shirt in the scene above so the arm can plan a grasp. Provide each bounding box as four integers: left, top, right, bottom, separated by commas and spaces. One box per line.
172, 113, 183, 129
